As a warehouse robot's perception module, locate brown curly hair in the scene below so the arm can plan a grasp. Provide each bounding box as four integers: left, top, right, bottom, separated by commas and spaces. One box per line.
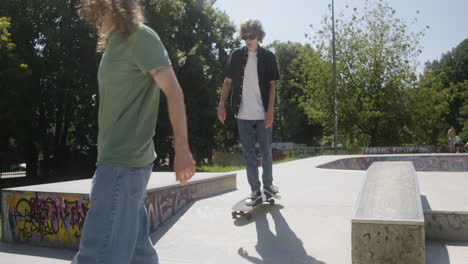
77, 0, 145, 51
238, 19, 266, 43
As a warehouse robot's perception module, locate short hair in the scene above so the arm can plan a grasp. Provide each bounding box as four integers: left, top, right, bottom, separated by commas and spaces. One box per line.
238, 19, 266, 43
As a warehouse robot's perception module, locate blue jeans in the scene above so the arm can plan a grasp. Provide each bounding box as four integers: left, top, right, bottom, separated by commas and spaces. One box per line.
72, 163, 157, 264
237, 119, 273, 192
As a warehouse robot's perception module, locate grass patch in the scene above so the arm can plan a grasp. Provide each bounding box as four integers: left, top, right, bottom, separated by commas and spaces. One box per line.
197, 165, 245, 172
197, 154, 315, 172
274, 156, 302, 164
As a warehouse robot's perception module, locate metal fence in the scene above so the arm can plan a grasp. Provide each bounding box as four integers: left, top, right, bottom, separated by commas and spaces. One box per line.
0, 159, 27, 179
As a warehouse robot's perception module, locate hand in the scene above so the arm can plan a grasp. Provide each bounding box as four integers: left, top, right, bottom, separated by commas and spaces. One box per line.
217, 104, 226, 124
174, 148, 195, 184
265, 111, 274, 128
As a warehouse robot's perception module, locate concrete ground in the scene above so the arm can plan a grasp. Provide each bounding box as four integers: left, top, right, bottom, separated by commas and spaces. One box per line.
1, 155, 468, 264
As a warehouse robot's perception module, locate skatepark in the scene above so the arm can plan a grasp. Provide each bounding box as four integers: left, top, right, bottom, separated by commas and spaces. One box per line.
2, 154, 468, 263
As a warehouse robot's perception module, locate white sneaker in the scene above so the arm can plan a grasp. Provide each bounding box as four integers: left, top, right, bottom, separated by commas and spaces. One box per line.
263, 185, 281, 199
245, 191, 262, 206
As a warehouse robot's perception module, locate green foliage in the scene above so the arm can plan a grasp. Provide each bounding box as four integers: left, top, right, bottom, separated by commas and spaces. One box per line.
407, 70, 451, 144
0, 16, 34, 164
0, 17, 15, 51
1, 0, 101, 178
267, 41, 323, 145
142, 0, 239, 167
294, 0, 425, 147
457, 81, 468, 141
422, 39, 468, 142
289, 41, 332, 140
2, 0, 465, 181
1, 0, 239, 175
197, 165, 244, 173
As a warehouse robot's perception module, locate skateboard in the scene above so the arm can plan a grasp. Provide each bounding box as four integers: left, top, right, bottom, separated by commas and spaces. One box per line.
231, 192, 275, 220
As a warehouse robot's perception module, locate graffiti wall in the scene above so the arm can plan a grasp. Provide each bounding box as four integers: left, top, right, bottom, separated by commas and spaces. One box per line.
146, 175, 236, 234
2, 173, 236, 249
2, 191, 89, 249
318, 155, 468, 172
146, 186, 194, 234
359, 146, 440, 154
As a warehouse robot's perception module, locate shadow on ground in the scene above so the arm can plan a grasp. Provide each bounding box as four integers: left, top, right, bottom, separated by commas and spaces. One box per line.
0, 241, 75, 261
236, 205, 326, 264
426, 240, 468, 264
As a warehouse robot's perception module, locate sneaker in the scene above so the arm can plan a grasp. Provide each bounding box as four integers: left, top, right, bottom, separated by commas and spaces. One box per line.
263, 185, 281, 199
245, 190, 262, 206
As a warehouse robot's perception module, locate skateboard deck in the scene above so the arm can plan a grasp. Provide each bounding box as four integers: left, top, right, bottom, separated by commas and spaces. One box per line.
231, 193, 275, 220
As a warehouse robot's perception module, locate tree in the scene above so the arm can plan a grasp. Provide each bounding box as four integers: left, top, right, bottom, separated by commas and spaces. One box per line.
1, 0, 239, 177
141, 0, 239, 166
457, 81, 468, 141
294, 0, 424, 147
422, 39, 468, 141
0, 16, 34, 174
1, 0, 99, 179
406, 70, 450, 144
268, 41, 322, 145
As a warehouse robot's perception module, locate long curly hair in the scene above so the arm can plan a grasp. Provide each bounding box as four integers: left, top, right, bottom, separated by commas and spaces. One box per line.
77, 0, 145, 51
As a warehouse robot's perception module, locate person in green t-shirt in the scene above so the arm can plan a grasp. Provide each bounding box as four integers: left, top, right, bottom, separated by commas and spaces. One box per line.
72, 1, 195, 263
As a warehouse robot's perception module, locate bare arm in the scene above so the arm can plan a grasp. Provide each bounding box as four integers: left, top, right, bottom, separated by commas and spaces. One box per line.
265, 80, 276, 128
149, 65, 195, 184
217, 78, 233, 124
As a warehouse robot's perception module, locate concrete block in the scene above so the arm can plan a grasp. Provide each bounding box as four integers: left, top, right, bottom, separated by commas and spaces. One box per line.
352, 223, 425, 264
352, 161, 425, 264
425, 212, 468, 242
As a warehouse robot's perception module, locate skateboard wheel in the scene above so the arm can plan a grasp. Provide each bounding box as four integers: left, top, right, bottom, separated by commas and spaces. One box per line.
232, 212, 237, 218
269, 199, 275, 205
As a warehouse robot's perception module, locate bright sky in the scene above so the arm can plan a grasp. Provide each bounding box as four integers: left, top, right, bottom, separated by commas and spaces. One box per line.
214, 0, 468, 73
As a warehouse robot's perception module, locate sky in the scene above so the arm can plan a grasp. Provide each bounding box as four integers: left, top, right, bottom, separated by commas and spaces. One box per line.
213, 0, 468, 73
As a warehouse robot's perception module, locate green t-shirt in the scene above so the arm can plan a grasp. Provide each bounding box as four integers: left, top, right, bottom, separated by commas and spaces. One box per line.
97, 24, 171, 167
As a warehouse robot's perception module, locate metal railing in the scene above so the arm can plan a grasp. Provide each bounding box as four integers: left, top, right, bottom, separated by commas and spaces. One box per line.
0, 160, 27, 179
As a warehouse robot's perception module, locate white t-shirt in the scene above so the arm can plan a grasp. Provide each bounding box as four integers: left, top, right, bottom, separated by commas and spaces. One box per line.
236, 51, 265, 120
448, 135, 462, 145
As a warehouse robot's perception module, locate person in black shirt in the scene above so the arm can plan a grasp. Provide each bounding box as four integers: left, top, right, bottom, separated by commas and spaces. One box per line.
218, 19, 281, 206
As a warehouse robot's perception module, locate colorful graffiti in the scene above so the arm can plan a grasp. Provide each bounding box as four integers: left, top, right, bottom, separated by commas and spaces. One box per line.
359, 146, 439, 154
2, 173, 236, 249
146, 187, 194, 234
4, 192, 89, 248
318, 155, 468, 172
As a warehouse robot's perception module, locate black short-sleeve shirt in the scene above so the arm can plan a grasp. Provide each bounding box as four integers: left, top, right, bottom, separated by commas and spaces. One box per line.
224, 45, 279, 114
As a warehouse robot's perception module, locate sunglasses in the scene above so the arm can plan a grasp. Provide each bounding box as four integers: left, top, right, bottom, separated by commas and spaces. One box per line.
241, 34, 257, 40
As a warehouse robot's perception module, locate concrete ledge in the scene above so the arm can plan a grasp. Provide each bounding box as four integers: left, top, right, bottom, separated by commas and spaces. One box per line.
1, 172, 236, 249
425, 212, 468, 242
352, 223, 425, 263
352, 161, 425, 264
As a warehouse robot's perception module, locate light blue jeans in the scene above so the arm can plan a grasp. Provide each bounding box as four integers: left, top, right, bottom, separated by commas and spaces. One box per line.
237, 119, 273, 192
72, 163, 157, 264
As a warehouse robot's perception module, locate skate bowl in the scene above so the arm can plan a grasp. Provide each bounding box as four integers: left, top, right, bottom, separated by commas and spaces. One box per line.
317, 154, 468, 172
